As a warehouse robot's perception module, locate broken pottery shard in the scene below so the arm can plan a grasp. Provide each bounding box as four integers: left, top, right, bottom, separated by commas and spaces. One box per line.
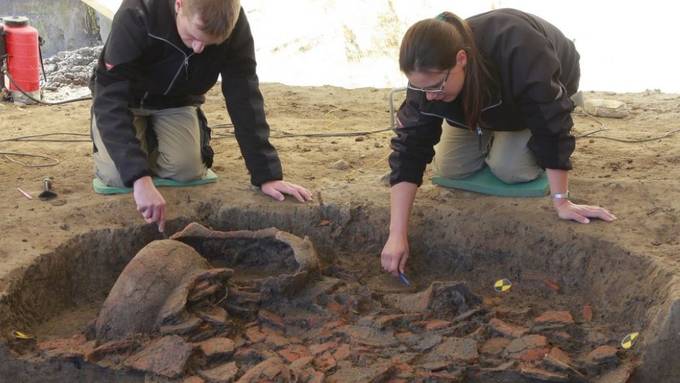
420, 337, 479, 366
198, 361, 239, 383
95, 240, 211, 343
383, 281, 481, 316
236, 357, 294, 383
326, 361, 396, 383
159, 315, 203, 336
157, 269, 229, 326
171, 222, 321, 300
334, 325, 399, 347
124, 335, 195, 378
196, 306, 228, 325
520, 366, 569, 382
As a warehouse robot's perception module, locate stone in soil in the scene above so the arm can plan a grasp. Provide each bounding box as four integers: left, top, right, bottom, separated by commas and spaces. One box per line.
334, 325, 398, 347
38, 334, 94, 360
86, 338, 140, 362
421, 337, 479, 365
520, 365, 569, 382
326, 361, 396, 383
586, 345, 619, 365
488, 318, 529, 338
505, 334, 550, 362
480, 337, 511, 356
383, 281, 480, 317
197, 337, 235, 359
123, 336, 195, 378
535, 310, 575, 325
198, 361, 239, 383
236, 357, 294, 382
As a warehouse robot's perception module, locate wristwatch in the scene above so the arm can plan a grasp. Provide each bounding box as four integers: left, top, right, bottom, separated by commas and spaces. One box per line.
551, 191, 570, 200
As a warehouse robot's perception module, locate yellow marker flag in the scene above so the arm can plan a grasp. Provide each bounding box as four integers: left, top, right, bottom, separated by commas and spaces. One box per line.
494, 278, 512, 293
621, 332, 639, 350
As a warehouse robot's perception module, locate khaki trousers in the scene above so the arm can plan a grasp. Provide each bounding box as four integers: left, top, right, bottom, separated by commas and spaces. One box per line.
92, 106, 206, 187
432, 121, 542, 184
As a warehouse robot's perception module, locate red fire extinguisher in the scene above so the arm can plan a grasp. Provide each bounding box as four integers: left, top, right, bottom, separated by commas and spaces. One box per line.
1, 16, 41, 103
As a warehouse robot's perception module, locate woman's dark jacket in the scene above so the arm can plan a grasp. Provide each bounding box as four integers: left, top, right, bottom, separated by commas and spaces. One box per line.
390, 8, 580, 186
91, 0, 282, 187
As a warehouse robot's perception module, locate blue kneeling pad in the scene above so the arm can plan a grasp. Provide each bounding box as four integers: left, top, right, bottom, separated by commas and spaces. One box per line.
431, 166, 548, 197
93, 169, 218, 195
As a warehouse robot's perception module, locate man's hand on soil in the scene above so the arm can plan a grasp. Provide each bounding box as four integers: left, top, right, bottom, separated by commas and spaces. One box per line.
260, 180, 313, 203
133, 176, 166, 233
553, 199, 617, 224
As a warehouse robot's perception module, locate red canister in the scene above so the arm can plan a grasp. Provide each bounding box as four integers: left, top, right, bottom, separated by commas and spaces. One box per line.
3, 16, 40, 99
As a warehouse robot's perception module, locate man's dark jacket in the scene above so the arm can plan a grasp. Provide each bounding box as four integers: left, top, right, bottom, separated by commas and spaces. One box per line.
91, 0, 282, 187
390, 8, 580, 186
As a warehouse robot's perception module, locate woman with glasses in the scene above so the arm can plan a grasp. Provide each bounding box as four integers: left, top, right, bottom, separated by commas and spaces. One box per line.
381, 9, 615, 276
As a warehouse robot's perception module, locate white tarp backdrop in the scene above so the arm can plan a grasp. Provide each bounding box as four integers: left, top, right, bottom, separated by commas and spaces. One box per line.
91, 0, 680, 92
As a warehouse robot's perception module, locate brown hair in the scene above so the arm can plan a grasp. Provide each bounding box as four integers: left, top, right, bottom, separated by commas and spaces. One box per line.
182, 0, 241, 42
399, 12, 498, 129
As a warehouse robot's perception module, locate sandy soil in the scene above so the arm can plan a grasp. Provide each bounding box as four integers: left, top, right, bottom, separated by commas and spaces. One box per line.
1, 84, 679, 284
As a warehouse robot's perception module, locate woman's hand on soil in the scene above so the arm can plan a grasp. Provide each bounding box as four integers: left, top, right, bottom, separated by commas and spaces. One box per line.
381, 233, 409, 276
133, 176, 166, 233
261, 180, 313, 203
554, 199, 616, 224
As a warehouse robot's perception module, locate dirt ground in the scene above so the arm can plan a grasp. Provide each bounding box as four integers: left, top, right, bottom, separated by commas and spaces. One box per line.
1, 84, 680, 381
1, 84, 679, 278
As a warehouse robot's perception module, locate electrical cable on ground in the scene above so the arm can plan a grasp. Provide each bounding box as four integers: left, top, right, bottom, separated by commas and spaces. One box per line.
0, 132, 90, 143
210, 123, 394, 139
574, 110, 680, 143
0, 151, 60, 167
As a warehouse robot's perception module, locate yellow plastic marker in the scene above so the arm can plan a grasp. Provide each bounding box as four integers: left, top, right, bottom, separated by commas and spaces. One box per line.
494, 278, 512, 293
13, 331, 34, 340
621, 332, 639, 350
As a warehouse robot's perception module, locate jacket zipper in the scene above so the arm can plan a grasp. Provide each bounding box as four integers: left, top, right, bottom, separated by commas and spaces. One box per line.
147, 33, 195, 95
420, 99, 502, 153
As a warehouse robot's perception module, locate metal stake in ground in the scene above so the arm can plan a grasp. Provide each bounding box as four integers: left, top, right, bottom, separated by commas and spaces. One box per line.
38, 176, 57, 201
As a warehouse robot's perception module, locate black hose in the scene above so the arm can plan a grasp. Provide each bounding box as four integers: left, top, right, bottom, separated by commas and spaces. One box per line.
3, 58, 91, 105
38, 36, 47, 83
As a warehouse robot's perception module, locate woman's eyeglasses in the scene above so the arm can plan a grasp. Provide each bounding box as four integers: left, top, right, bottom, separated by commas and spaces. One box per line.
407, 68, 451, 94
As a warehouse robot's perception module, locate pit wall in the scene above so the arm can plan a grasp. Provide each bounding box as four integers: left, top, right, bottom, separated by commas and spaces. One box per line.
0, 201, 678, 382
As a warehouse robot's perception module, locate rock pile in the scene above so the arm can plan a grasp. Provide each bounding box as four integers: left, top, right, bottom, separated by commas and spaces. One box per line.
42, 46, 102, 90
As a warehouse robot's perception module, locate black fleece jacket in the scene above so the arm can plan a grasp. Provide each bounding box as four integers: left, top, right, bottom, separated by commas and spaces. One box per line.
390, 8, 580, 186
91, 0, 282, 187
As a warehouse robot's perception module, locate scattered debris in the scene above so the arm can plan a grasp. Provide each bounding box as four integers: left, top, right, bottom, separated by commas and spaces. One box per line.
15, 222, 638, 381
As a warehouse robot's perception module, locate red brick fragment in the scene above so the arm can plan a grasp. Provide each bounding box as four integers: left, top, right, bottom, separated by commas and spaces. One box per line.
245, 326, 266, 343
543, 278, 561, 292
520, 366, 568, 382
535, 310, 574, 325
587, 345, 618, 364
519, 347, 550, 362
423, 320, 451, 331
314, 351, 337, 372
197, 337, 235, 359
480, 337, 511, 355
489, 318, 528, 338
333, 343, 351, 361
582, 304, 593, 322
309, 341, 338, 356
278, 344, 311, 363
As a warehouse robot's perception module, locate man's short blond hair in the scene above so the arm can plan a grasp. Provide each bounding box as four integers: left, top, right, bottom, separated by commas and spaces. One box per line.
183, 0, 241, 42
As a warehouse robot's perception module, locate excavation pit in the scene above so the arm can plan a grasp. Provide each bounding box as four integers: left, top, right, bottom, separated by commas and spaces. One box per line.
1, 203, 679, 382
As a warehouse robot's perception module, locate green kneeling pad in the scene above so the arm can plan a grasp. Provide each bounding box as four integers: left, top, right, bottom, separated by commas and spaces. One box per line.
93, 169, 218, 195
431, 166, 548, 197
